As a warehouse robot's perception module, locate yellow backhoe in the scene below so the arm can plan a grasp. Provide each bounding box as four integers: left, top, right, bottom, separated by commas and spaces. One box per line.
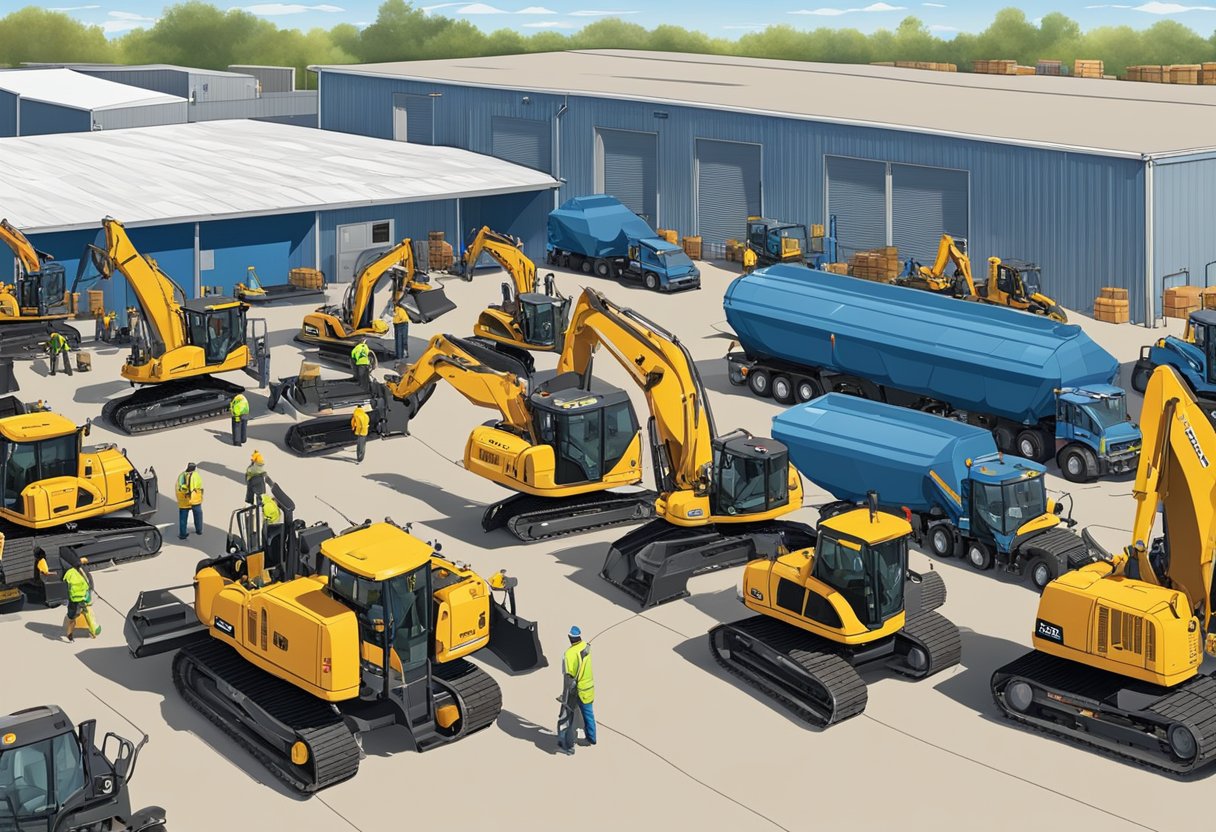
992, 364, 1216, 773
0, 218, 82, 358
125, 485, 543, 794
81, 218, 270, 434
298, 238, 455, 361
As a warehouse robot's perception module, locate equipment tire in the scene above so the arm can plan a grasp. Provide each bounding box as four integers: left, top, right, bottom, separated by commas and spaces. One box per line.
993, 425, 1016, 453
728, 364, 746, 386
1130, 363, 1151, 394
594, 259, 612, 278
929, 524, 955, 558
794, 376, 823, 403
747, 368, 772, 398
545, 249, 556, 265
1016, 429, 1047, 462
966, 540, 993, 571
580, 258, 593, 274
771, 374, 794, 404
1057, 445, 1096, 484
643, 272, 660, 291
1026, 555, 1058, 592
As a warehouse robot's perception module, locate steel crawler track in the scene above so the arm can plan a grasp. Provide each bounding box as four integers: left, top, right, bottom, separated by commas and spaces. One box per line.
102, 377, 244, 434
481, 490, 657, 542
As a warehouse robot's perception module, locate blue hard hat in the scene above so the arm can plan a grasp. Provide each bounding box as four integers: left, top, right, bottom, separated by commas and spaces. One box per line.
569, 625, 581, 638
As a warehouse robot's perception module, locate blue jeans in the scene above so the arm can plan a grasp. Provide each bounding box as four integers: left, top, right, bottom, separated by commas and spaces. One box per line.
178, 505, 202, 538
394, 322, 409, 360
578, 700, 596, 744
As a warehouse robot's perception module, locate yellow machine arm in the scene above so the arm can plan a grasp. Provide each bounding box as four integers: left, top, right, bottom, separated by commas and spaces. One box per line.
0, 218, 47, 276
385, 333, 534, 433
1117, 365, 1216, 631
346, 238, 418, 330
915, 234, 976, 295
459, 227, 535, 295
556, 288, 712, 494
90, 217, 189, 357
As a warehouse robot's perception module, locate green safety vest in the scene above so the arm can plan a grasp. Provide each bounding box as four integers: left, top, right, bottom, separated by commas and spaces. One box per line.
564, 641, 595, 704
262, 494, 281, 525
352, 342, 371, 366
230, 394, 249, 420
64, 567, 89, 603
48, 333, 69, 353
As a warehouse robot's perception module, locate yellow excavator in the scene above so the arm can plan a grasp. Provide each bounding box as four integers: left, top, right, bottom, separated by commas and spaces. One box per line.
902, 234, 1068, 322
0, 405, 160, 615
285, 331, 657, 540
298, 238, 455, 361
708, 494, 959, 726
0, 218, 82, 358
991, 364, 1216, 773
452, 226, 570, 372
81, 218, 271, 434
125, 485, 543, 793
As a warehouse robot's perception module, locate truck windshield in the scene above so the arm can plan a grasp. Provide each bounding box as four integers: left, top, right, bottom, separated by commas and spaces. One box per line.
656, 250, 693, 269
1083, 396, 1127, 431
1000, 478, 1047, 534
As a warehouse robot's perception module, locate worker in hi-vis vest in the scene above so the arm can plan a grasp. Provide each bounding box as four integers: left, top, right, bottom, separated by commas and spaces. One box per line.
352, 338, 371, 389
351, 404, 370, 464
229, 391, 250, 446
557, 625, 596, 755
176, 462, 204, 540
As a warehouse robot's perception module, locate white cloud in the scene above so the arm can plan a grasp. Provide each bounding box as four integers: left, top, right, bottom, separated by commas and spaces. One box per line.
102, 9, 156, 31
109, 10, 150, 19
790, 2, 906, 15
421, 2, 464, 10
921, 1, 945, 5
522, 19, 575, 26
1084, 3, 1131, 7
568, 9, 640, 15
240, 2, 343, 12
928, 23, 957, 30
48, 4, 101, 10
1086, 1, 1216, 8
518, 5, 558, 11
456, 2, 508, 11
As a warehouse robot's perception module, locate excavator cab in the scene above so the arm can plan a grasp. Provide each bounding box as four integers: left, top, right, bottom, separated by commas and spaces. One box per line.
810, 507, 909, 631
15, 263, 67, 317
182, 298, 248, 366
709, 433, 791, 517
516, 288, 569, 350
531, 386, 638, 485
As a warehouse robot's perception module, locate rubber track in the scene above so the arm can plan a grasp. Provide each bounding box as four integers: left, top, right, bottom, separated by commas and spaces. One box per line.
432, 659, 503, 739
0, 517, 162, 587
891, 610, 961, 678
482, 490, 658, 542
914, 570, 948, 614
172, 639, 361, 793
708, 615, 868, 727
1027, 527, 1092, 570
102, 377, 243, 435
992, 650, 1216, 775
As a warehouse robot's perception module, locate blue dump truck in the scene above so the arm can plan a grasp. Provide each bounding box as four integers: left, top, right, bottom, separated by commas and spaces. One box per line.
546, 195, 700, 292
773, 394, 1097, 590
724, 265, 1142, 482
1131, 308, 1216, 425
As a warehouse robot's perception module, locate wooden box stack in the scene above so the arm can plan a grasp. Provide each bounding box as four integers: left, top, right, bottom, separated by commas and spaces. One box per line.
682, 235, 702, 260
288, 267, 324, 289
1202, 62, 1216, 84
1126, 65, 1165, 83
1036, 60, 1063, 76
1166, 64, 1201, 84
1093, 287, 1129, 324
849, 247, 901, 283
823, 263, 850, 275
1016, 65, 1036, 75
725, 240, 742, 262
427, 232, 454, 271
973, 59, 1017, 75
656, 228, 679, 245
882, 61, 957, 72
1203, 287, 1216, 309
1074, 59, 1104, 78
1164, 285, 1203, 319
87, 289, 105, 317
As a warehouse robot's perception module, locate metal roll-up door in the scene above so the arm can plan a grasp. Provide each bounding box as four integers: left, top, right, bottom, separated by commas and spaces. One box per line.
696, 139, 761, 246
891, 163, 969, 264
826, 156, 887, 258
392, 93, 435, 144
491, 116, 551, 173
597, 128, 658, 225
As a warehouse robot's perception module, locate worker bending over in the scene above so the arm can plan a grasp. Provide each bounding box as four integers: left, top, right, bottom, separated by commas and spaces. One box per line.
47, 331, 73, 376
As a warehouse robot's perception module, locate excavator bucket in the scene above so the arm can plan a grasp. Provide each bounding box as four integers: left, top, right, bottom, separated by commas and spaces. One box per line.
124, 584, 208, 658
402, 285, 457, 324
131, 468, 158, 520
284, 387, 419, 455
487, 597, 547, 673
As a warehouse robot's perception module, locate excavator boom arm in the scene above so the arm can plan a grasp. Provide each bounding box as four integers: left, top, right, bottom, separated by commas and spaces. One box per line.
0, 218, 48, 275
923, 234, 975, 295
347, 239, 415, 328
461, 227, 535, 296
94, 218, 188, 355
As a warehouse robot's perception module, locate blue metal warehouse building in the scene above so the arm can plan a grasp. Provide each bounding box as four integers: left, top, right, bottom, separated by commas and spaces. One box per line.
315, 49, 1216, 325
1, 120, 555, 312
0, 68, 187, 136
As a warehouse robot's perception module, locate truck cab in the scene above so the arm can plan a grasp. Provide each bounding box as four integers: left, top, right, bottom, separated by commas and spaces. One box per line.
626, 239, 700, 292
1052, 385, 1141, 482
746, 218, 809, 267
1133, 310, 1216, 425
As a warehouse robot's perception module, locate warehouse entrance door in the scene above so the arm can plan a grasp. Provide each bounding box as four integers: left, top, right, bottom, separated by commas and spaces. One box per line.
695, 139, 761, 247
335, 219, 393, 283
596, 128, 658, 226
491, 116, 552, 172
392, 93, 435, 144
826, 156, 887, 258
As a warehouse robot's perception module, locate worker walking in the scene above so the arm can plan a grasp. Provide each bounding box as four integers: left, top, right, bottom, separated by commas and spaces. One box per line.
47, 330, 73, 376
175, 462, 204, 540
742, 247, 758, 274
229, 391, 250, 446
59, 552, 99, 642
245, 450, 268, 505
261, 491, 284, 570
351, 404, 370, 464
392, 304, 410, 361
557, 625, 596, 755
352, 338, 372, 389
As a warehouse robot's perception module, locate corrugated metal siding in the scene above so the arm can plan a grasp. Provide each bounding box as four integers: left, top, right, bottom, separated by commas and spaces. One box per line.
75, 68, 190, 98
1152, 156, 1216, 322
461, 190, 550, 263
17, 101, 89, 135
94, 101, 188, 131
890, 162, 969, 264
189, 72, 258, 103
190, 92, 316, 122
319, 201, 457, 281
319, 72, 1148, 321
229, 66, 295, 93
0, 91, 16, 137
199, 213, 314, 294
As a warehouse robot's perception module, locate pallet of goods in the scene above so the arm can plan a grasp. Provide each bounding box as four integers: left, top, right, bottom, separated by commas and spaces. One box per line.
849, 247, 901, 283
1093, 287, 1129, 324
1163, 285, 1202, 320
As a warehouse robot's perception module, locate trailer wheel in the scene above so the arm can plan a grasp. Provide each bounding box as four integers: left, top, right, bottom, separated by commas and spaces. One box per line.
580, 259, 593, 274
1026, 555, 1058, 591
928, 524, 955, 558
1016, 429, 1047, 462
794, 377, 823, 402
1130, 363, 1151, 394
966, 541, 993, 571
594, 259, 612, 278
993, 425, 1016, 453
545, 249, 556, 265
1057, 445, 1096, 484
643, 272, 660, 291
771, 375, 794, 404
747, 368, 772, 398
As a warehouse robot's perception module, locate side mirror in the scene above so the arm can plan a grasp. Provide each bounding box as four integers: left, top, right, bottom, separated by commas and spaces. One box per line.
1053, 503, 1063, 516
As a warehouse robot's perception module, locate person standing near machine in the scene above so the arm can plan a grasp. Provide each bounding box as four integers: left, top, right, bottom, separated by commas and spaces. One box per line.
557, 625, 596, 754
47, 330, 73, 376
352, 338, 372, 388
350, 405, 370, 464
175, 462, 204, 539
245, 450, 268, 505
229, 391, 250, 446
392, 303, 410, 362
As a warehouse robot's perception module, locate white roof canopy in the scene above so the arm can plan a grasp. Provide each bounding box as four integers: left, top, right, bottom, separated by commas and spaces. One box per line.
0, 68, 185, 111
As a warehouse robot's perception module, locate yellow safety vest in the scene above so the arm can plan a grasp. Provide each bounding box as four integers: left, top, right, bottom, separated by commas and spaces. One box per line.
563, 641, 595, 704
176, 470, 203, 508
393, 305, 410, 325
262, 494, 282, 525
351, 408, 370, 437
64, 567, 89, 603
352, 342, 371, 366
49, 332, 69, 353
230, 394, 249, 420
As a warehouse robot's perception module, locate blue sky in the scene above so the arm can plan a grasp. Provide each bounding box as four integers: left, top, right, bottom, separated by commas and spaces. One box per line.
38, 0, 1216, 38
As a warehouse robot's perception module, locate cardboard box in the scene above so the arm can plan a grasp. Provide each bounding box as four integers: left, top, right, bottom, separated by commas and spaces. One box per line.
811, 223, 825, 238
76, 351, 92, 371
824, 263, 849, 275
88, 289, 105, 317
428, 231, 445, 242
1099, 286, 1129, 301
1094, 297, 1130, 324
1164, 285, 1202, 319
289, 267, 324, 289
1203, 287, 1216, 309
656, 229, 678, 245
683, 235, 702, 260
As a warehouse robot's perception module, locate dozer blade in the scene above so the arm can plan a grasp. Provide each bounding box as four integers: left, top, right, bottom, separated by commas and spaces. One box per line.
488, 598, 547, 673
285, 414, 357, 455
601, 519, 817, 609
125, 585, 208, 658
404, 285, 457, 324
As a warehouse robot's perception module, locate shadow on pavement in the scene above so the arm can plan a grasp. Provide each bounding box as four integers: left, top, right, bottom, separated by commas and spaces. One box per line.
365, 473, 516, 550
496, 709, 560, 755
548, 539, 639, 609
72, 379, 130, 405
24, 621, 67, 642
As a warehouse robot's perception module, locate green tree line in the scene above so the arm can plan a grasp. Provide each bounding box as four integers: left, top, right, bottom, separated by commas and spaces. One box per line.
4, 2, 1216, 88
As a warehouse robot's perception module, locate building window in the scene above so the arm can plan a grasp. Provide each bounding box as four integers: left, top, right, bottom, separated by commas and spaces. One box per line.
371, 221, 391, 245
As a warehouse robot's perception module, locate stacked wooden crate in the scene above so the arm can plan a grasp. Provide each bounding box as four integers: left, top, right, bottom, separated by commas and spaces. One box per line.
874, 61, 957, 72
1203, 287, 1216, 309
427, 231, 454, 271
1093, 287, 1129, 324
849, 247, 901, 283
1164, 285, 1203, 319
1015, 65, 1035, 75
1036, 60, 1063, 76
1202, 62, 1216, 84
973, 59, 1017, 75
1167, 64, 1201, 84
1126, 65, 1165, 83
288, 268, 324, 289
823, 263, 850, 275
656, 229, 679, 245
88, 289, 105, 318
1074, 59, 1104, 78
682, 235, 702, 260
